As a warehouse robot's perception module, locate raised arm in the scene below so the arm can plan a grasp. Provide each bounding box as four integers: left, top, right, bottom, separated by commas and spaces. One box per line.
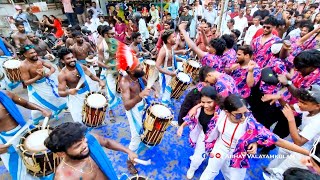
179, 22, 206, 59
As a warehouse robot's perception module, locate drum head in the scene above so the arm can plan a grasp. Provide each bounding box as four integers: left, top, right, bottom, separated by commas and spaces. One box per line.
144, 60, 156, 65
188, 60, 200, 68
150, 104, 172, 118
177, 72, 191, 83
24, 129, 50, 152
87, 93, 107, 108
3, 60, 21, 69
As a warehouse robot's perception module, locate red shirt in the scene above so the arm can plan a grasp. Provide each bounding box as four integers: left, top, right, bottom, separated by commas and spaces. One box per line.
230, 12, 239, 19
252, 28, 278, 40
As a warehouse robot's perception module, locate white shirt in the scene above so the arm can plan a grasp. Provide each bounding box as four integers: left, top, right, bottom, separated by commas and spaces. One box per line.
250, 6, 258, 16
244, 24, 262, 45
85, 21, 98, 33
214, 14, 231, 34
203, 9, 217, 25
288, 28, 301, 39
294, 104, 320, 150
97, 21, 109, 26
139, 19, 149, 42
217, 111, 247, 149
233, 16, 248, 34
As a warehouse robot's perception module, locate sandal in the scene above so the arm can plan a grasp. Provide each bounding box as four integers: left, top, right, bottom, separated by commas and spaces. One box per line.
126, 160, 138, 174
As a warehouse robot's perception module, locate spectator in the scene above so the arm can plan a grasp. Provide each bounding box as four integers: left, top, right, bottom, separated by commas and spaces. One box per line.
179, 6, 193, 31
203, 2, 217, 25
73, 0, 86, 26
26, 7, 39, 33
230, 5, 240, 19
61, 0, 75, 26
250, 0, 259, 16
168, 0, 179, 28
244, 16, 262, 45
13, 5, 31, 33
245, 7, 253, 25
234, 8, 248, 35
49, 15, 64, 38
196, 21, 213, 51
223, 19, 235, 35
253, 0, 270, 20
97, 15, 109, 26
271, 1, 284, 21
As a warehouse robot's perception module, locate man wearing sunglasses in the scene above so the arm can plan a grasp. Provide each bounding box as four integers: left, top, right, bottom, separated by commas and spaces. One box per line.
251, 16, 280, 68
20, 45, 67, 124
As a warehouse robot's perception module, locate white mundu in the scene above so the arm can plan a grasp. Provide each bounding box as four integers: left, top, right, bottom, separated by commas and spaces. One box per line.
177, 72, 191, 83
150, 104, 172, 118
24, 129, 50, 152
86, 93, 107, 108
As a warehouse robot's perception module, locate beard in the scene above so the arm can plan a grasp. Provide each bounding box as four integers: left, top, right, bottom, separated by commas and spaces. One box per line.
66, 61, 76, 67
67, 149, 90, 160
133, 70, 145, 78
30, 56, 38, 61
32, 39, 39, 44
78, 39, 84, 44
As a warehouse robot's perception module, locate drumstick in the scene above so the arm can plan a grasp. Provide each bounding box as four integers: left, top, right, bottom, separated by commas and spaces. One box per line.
147, 68, 159, 88
5, 120, 32, 146
134, 158, 151, 165
76, 76, 85, 90
41, 117, 49, 130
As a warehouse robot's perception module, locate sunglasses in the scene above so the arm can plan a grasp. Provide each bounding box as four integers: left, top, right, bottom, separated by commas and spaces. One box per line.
310, 137, 320, 164
263, 25, 272, 29
24, 45, 35, 50
231, 111, 251, 120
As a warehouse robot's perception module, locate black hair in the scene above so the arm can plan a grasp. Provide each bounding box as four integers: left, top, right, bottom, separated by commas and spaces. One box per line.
207, 22, 212, 28
296, 88, 319, 104
101, 25, 113, 36
221, 34, 235, 49
228, 19, 235, 25
293, 50, 320, 70
301, 22, 314, 32
44, 122, 87, 153
201, 66, 216, 80
264, 16, 278, 26
131, 32, 141, 40
231, 29, 241, 38
237, 46, 253, 56
209, 38, 226, 56
162, 29, 174, 44
277, 19, 286, 27
72, 31, 82, 38
221, 94, 247, 112
15, 22, 24, 27
58, 47, 73, 60
72, 24, 82, 31
97, 25, 104, 36
201, 19, 207, 23
200, 86, 218, 101
283, 167, 320, 180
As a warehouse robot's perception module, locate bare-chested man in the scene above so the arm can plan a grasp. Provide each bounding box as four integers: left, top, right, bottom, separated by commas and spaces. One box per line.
129, 32, 150, 62
20, 45, 67, 123
119, 60, 151, 174
155, 29, 178, 106
45, 122, 138, 180
57, 48, 105, 124
13, 22, 31, 49
0, 37, 17, 57
27, 33, 52, 58
69, 31, 95, 63
98, 26, 122, 122
0, 90, 51, 180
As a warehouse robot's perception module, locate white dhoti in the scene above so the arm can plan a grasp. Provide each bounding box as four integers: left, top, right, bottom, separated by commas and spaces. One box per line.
266, 147, 307, 179
27, 76, 67, 124
159, 66, 173, 106
87, 65, 99, 92
67, 87, 89, 124
0, 125, 50, 180
200, 139, 247, 180
100, 68, 121, 110
125, 100, 145, 152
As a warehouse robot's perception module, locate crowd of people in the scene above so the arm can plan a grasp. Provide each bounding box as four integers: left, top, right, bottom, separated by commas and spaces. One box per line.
0, 0, 320, 179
